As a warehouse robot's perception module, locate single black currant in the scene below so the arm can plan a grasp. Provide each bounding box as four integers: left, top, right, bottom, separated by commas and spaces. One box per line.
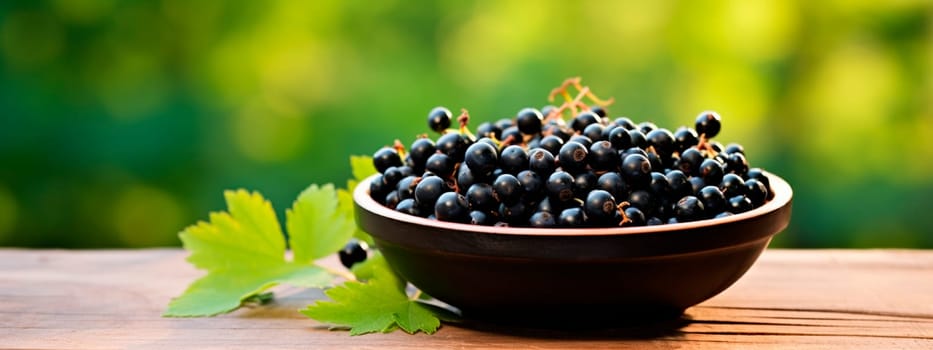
675, 196, 705, 222
695, 111, 722, 138
435, 192, 471, 223
516, 107, 544, 135
583, 190, 618, 224
528, 148, 557, 176
464, 142, 498, 177
621, 154, 652, 188
425, 153, 456, 178
744, 179, 769, 206
373, 147, 403, 173
529, 211, 557, 228
558, 141, 589, 173
558, 207, 586, 227
493, 173, 523, 204
727, 195, 753, 214
499, 145, 529, 174
414, 176, 448, 208
597, 172, 629, 200
546, 171, 576, 203
588, 141, 618, 172
571, 111, 601, 132
338, 239, 368, 269
427, 107, 453, 134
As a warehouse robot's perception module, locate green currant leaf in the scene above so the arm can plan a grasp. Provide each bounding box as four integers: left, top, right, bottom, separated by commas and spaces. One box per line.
350, 155, 378, 182
302, 257, 440, 335
165, 188, 341, 317
287, 184, 356, 263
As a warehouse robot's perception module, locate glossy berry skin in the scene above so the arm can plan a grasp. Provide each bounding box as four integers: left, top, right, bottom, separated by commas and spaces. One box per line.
558, 207, 586, 227
695, 111, 722, 138
646, 129, 676, 158
425, 153, 456, 178
476, 122, 502, 140
621, 154, 652, 189
590, 106, 608, 118
436, 132, 468, 161
396, 176, 418, 200
588, 141, 619, 172
607, 126, 633, 150
469, 211, 496, 226
517, 170, 544, 200
516, 108, 544, 135
385, 190, 400, 209
666, 170, 692, 199
628, 129, 648, 149
499, 201, 532, 224
583, 123, 606, 142
435, 192, 471, 223
697, 186, 727, 217
493, 174, 523, 205
408, 139, 436, 171
395, 198, 423, 217
455, 163, 477, 194
571, 111, 601, 132
583, 190, 617, 223
623, 207, 646, 227
466, 183, 497, 211
536, 197, 558, 214
725, 152, 749, 176
699, 159, 725, 186
338, 239, 368, 269
636, 122, 655, 135
675, 196, 705, 222
714, 212, 734, 219
558, 142, 589, 173
382, 167, 404, 187
628, 190, 657, 217
646, 216, 664, 226
573, 172, 598, 198
613, 117, 637, 130
414, 176, 448, 208
648, 172, 672, 198
688, 176, 706, 196
546, 171, 576, 203
744, 179, 769, 206
720, 173, 747, 199
569, 135, 593, 149
746, 168, 771, 193
538, 136, 564, 156
724, 143, 745, 155
529, 211, 557, 228
499, 145, 529, 175
427, 107, 453, 134
597, 172, 629, 200
464, 142, 499, 177
673, 127, 699, 153
677, 148, 704, 175
528, 148, 556, 176
373, 147, 403, 173
369, 174, 392, 202
727, 195, 754, 214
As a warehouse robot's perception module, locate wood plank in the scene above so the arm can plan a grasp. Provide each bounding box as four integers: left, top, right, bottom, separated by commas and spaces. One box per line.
0, 249, 931, 349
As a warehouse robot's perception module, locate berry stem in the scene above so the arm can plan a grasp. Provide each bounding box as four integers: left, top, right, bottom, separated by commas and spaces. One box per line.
457, 108, 476, 141
616, 201, 632, 226
393, 139, 407, 158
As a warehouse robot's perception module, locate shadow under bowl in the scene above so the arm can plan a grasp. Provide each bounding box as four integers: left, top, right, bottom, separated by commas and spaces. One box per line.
354, 172, 793, 325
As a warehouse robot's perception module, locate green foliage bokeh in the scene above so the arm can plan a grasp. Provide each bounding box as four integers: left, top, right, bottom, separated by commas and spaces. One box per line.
1, 0, 931, 248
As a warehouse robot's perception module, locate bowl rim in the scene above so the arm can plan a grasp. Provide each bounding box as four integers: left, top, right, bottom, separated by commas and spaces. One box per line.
354, 170, 792, 237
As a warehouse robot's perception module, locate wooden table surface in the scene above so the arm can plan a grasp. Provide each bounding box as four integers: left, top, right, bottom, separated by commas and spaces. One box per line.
1, 249, 931, 349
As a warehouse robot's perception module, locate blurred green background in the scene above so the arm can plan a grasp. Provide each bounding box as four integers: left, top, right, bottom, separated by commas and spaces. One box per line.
1, 0, 931, 248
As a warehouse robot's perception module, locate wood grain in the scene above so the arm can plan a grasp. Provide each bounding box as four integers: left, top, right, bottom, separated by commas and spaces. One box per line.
0, 249, 931, 349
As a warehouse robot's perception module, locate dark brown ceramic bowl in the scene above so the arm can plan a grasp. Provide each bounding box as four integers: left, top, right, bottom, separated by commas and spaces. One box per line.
354, 172, 792, 323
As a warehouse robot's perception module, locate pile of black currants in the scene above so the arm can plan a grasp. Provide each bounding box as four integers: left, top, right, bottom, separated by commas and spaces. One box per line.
368, 78, 773, 228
